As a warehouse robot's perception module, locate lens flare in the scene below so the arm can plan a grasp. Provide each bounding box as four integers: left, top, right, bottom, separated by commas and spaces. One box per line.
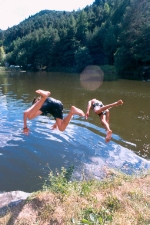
80, 65, 104, 90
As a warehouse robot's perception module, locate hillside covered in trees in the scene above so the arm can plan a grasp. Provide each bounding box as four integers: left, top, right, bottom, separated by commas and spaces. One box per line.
0, 0, 149, 79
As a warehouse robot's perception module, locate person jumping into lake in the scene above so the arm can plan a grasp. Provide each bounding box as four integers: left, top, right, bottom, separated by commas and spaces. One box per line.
85, 99, 123, 143
23, 89, 85, 132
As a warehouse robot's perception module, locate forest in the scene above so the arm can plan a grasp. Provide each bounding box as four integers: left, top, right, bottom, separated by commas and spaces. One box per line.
0, 0, 149, 79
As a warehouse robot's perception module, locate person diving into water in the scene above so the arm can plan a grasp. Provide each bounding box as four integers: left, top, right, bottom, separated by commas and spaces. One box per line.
23, 89, 85, 133
85, 99, 123, 142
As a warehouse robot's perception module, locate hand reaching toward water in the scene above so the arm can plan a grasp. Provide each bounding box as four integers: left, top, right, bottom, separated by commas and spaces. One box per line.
23, 127, 29, 134
85, 112, 89, 119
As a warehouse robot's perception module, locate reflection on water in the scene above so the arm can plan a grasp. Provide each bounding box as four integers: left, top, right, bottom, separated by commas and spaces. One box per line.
0, 71, 150, 192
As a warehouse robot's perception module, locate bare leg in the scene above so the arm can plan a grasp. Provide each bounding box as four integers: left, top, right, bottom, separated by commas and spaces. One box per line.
56, 106, 85, 131
23, 90, 50, 128
100, 114, 112, 143
32, 96, 41, 105
94, 100, 123, 115
106, 110, 110, 123
25, 90, 50, 119
100, 114, 110, 132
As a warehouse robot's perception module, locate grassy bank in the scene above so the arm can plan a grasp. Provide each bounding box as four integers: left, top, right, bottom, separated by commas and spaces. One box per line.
0, 167, 150, 225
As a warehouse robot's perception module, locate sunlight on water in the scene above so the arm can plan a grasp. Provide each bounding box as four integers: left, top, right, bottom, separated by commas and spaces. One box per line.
0, 90, 150, 192
0, 73, 150, 192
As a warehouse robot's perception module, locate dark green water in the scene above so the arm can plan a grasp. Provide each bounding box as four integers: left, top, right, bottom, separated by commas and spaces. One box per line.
0, 71, 150, 192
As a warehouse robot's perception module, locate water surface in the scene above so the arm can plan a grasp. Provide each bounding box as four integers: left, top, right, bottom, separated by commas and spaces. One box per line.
0, 71, 150, 192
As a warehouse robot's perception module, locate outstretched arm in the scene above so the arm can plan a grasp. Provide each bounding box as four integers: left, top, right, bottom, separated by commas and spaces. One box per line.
23, 111, 29, 132
86, 100, 92, 119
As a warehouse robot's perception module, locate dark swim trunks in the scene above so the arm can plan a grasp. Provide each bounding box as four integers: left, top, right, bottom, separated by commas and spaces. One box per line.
92, 102, 107, 116
40, 97, 63, 119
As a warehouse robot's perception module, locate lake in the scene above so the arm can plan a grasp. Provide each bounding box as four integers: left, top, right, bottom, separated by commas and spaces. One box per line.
0, 70, 150, 192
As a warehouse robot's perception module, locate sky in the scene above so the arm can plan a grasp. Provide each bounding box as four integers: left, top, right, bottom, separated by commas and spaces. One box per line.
0, 0, 94, 30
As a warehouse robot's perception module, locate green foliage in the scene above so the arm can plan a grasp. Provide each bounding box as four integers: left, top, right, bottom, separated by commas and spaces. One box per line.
73, 180, 94, 197
76, 10, 89, 46
101, 65, 118, 80
103, 21, 117, 64
42, 166, 74, 194
77, 207, 113, 224
105, 195, 121, 212
75, 46, 93, 72
1, 0, 149, 78
114, 0, 150, 77
0, 46, 5, 65
73, 195, 121, 224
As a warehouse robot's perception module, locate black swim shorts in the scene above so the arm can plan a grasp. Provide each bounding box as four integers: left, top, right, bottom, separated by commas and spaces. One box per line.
92, 102, 107, 116
40, 97, 63, 119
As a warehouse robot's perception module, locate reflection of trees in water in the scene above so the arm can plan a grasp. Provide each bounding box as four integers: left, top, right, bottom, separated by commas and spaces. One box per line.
142, 67, 150, 81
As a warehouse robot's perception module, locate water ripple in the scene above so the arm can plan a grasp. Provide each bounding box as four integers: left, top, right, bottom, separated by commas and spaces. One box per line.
0, 93, 150, 192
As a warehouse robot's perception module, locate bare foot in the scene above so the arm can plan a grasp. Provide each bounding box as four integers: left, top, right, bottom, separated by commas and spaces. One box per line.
71, 106, 85, 117
32, 96, 41, 105
35, 90, 50, 97
105, 130, 112, 143
116, 100, 123, 106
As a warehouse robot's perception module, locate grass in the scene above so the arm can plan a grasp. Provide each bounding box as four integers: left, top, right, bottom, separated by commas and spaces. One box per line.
0, 167, 150, 225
